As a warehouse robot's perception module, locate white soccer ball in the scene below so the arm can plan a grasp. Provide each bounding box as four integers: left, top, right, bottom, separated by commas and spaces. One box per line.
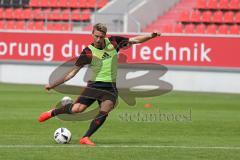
61, 96, 73, 106
54, 127, 72, 144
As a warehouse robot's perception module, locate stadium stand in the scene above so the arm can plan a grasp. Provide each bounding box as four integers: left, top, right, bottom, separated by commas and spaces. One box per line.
0, 0, 109, 31
143, 0, 240, 34
0, 0, 239, 34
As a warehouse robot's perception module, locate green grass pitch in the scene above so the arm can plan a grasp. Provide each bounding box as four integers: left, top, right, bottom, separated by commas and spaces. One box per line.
0, 83, 240, 160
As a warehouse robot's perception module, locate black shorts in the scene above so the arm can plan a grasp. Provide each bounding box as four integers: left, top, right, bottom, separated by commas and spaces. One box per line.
75, 81, 118, 107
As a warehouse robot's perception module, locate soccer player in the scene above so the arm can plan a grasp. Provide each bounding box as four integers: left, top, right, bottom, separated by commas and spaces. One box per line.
38, 23, 161, 145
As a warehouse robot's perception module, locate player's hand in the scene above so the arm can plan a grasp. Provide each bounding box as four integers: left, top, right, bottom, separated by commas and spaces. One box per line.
151, 32, 161, 38
45, 84, 52, 91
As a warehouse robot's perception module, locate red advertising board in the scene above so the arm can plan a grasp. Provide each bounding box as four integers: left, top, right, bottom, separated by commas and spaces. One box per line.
0, 31, 240, 68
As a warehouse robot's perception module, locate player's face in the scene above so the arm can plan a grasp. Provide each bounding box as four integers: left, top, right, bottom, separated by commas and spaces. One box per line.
92, 30, 106, 48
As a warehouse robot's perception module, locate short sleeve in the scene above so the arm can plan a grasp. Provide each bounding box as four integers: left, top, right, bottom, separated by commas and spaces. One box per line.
75, 47, 92, 66
109, 36, 129, 50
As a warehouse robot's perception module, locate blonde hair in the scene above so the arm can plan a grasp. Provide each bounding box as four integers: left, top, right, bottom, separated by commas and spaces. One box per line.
92, 23, 107, 34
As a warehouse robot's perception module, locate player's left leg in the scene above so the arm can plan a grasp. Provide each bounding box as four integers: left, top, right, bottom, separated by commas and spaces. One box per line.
79, 99, 115, 145
83, 100, 114, 137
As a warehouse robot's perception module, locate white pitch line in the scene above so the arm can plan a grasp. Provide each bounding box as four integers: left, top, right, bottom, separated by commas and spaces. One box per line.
0, 145, 240, 150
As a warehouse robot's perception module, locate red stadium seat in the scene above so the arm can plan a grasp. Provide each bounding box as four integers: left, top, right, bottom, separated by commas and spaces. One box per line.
79, 0, 88, 8
60, 23, 67, 31
68, 0, 79, 8
224, 12, 234, 23
0, 8, 3, 19
98, 0, 109, 8
219, 0, 229, 9
202, 11, 212, 23
87, 0, 108, 8
218, 25, 229, 34
6, 21, 16, 29
15, 21, 25, 30
35, 21, 45, 30
12, 8, 23, 19
208, 0, 218, 9
206, 24, 217, 34
196, 0, 207, 9
0, 21, 5, 29
39, 0, 49, 7
86, 0, 96, 8
229, 0, 239, 10
48, 0, 58, 7
212, 11, 223, 23
56, 24, 65, 30
29, 0, 39, 7
62, 23, 72, 31
57, 0, 69, 7
56, 24, 64, 31
48, 9, 62, 20
26, 21, 35, 30
41, 9, 51, 20
22, 9, 33, 19
81, 9, 91, 21
190, 10, 201, 22
71, 9, 81, 20
229, 25, 239, 34
196, 24, 206, 33
185, 24, 195, 33
179, 11, 190, 22
47, 23, 57, 30
61, 9, 71, 20
4, 8, 13, 19
33, 9, 44, 20
82, 24, 92, 31
174, 23, 183, 33
236, 12, 240, 23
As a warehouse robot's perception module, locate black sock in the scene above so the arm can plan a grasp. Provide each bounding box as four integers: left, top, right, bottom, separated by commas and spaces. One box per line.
51, 103, 73, 116
83, 111, 108, 138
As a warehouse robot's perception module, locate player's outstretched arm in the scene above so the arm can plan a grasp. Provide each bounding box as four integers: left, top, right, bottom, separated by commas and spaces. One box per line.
129, 32, 161, 44
45, 65, 82, 91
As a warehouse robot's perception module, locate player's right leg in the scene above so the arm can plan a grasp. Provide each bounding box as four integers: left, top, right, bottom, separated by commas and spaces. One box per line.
38, 103, 87, 122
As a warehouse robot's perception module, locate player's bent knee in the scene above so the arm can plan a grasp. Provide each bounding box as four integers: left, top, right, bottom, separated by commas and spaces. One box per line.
71, 103, 87, 113
100, 100, 115, 113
